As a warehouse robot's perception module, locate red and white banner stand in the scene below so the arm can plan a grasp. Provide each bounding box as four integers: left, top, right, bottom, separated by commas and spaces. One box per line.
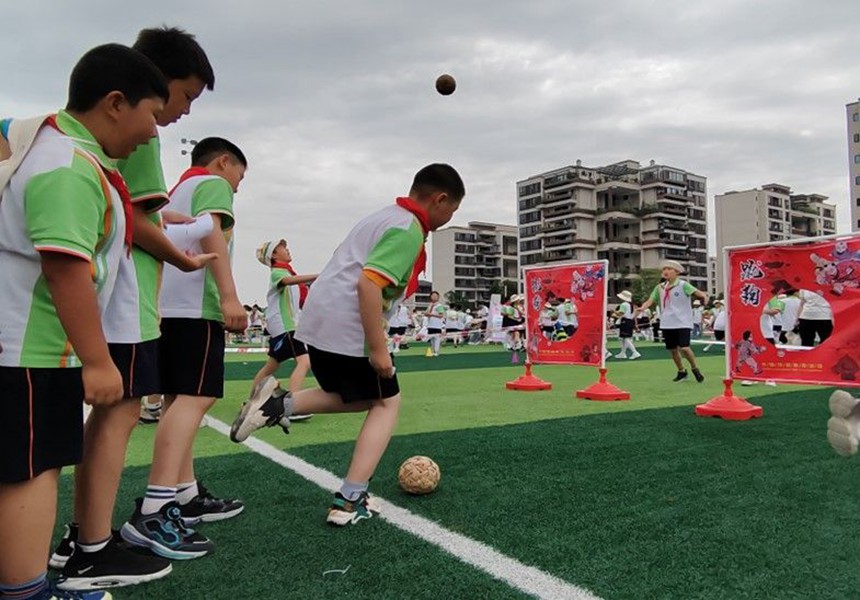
696, 233, 860, 420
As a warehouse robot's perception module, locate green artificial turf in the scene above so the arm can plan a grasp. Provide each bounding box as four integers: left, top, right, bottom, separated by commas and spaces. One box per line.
55, 343, 859, 599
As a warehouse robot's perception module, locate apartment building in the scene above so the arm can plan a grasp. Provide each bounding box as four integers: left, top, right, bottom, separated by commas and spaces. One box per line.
516, 159, 709, 300
848, 100, 860, 231
714, 183, 837, 292
431, 221, 519, 306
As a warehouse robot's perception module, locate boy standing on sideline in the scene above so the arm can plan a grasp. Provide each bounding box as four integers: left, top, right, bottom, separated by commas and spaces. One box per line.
250, 239, 317, 397
636, 260, 708, 382
230, 164, 464, 525
121, 137, 248, 559
52, 27, 224, 587
0, 44, 171, 599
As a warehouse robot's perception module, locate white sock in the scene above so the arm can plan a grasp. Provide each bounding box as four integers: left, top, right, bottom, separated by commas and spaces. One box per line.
141, 485, 177, 515
78, 536, 111, 554
177, 480, 199, 505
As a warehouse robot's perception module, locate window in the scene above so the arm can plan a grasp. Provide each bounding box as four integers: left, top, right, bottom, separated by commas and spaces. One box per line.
856, 197, 860, 207
519, 182, 540, 197
854, 113, 859, 122
855, 134, 860, 143
855, 154, 860, 164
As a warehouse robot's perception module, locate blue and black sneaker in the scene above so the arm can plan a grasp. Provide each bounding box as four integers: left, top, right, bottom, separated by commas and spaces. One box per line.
120, 499, 213, 560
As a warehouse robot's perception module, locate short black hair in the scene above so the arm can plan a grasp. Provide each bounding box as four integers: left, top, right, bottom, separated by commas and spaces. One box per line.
410, 163, 465, 201
190, 137, 247, 167
67, 44, 169, 112
134, 26, 215, 90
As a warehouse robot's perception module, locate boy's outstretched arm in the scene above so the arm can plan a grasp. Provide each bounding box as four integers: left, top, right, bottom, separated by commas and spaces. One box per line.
200, 213, 247, 333
40, 253, 123, 405
357, 273, 394, 379
132, 205, 216, 272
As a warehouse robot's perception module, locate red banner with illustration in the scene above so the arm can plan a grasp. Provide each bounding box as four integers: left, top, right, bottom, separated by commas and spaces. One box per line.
523, 260, 608, 366
726, 235, 860, 387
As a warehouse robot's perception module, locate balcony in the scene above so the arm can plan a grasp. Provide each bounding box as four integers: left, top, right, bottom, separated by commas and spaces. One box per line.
542, 203, 575, 219
656, 203, 688, 217
541, 219, 575, 233
542, 190, 573, 204
544, 234, 577, 248
542, 249, 576, 261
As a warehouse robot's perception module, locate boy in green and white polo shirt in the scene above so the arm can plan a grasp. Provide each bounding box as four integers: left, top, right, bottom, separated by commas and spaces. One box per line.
0, 44, 171, 598
250, 239, 317, 398
636, 260, 709, 382
51, 27, 225, 588
231, 164, 465, 526
121, 137, 248, 561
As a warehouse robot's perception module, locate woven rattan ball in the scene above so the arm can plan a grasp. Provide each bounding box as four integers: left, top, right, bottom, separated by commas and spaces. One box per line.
398, 456, 441, 495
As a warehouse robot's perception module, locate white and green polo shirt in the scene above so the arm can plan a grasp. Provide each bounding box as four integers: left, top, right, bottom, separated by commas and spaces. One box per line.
649, 278, 696, 330
426, 302, 447, 329
102, 136, 169, 343
158, 174, 235, 322
265, 267, 300, 337
0, 110, 126, 367
296, 204, 424, 357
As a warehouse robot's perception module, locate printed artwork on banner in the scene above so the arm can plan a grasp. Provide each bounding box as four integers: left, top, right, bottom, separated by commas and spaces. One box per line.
523, 261, 607, 365
727, 235, 860, 386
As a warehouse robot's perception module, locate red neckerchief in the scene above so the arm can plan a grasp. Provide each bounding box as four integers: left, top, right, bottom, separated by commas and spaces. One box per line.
46, 115, 133, 253
273, 260, 309, 308
395, 197, 430, 298
661, 279, 678, 309
169, 166, 211, 195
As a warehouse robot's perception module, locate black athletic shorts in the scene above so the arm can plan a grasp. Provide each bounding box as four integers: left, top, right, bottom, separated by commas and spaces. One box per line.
618, 318, 634, 338
109, 340, 160, 399
714, 330, 725, 341
427, 327, 443, 335
0, 367, 84, 483
662, 328, 692, 350
268, 331, 308, 363
307, 345, 399, 404
159, 318, 225, 398
387, 326, 407, 336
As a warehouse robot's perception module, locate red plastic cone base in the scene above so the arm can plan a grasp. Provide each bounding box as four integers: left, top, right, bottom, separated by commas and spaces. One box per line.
576, 368, 630, 401
695, 379, 763, 420
506, 362, 552, 391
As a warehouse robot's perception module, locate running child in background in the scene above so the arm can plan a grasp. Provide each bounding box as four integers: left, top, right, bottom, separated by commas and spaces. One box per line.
636, 260, 708, 382
388, 304, 410, 353
614, 290, 641, 359
501, 294, 525, 350
425, 291, 447, 357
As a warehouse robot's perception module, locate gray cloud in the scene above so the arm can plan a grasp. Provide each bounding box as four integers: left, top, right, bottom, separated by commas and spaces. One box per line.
2, 0, 857, 302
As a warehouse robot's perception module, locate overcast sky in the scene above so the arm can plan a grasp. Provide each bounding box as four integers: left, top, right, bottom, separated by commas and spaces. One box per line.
3, 1, 857, 303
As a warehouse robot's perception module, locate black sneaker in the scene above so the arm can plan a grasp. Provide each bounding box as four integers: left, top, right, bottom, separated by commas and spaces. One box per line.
179, 482, 244, 524
673, 370, 688, 382
50, 523, 78, 570
120, 499, 214, 560
230, 376, 290, 442
56, 537, 171, 591
692, 368, 705, 383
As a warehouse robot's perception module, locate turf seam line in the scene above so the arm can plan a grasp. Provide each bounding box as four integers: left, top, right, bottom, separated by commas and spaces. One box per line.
205, 416, 602, 600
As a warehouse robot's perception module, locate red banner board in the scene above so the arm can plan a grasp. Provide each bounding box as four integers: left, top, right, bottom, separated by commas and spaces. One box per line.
726, 235, 860, 386
523, 260, 608, 366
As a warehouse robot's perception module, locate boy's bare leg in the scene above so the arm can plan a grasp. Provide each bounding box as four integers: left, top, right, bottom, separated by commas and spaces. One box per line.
74, 399, 140, 543
670, 348, 684, 370
288, 354, 311, 394
681, 347, 699, 370
251, 357, 280, 394
149, 395, 215, 487
344, 395, 401, 483
292, 388, 372, 414
0, 470, 59, 584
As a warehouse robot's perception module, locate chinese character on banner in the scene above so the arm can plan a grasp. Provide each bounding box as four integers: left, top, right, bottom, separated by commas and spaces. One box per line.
726, 235, 860, 387
522, 260, 608, 366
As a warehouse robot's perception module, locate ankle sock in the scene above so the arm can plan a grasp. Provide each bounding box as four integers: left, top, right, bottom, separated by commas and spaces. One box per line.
177, 480, 199, 505
78, 535, 111, 554
0, 573, 47, 599
141, 485, 177, 515
339, 479, 369, 502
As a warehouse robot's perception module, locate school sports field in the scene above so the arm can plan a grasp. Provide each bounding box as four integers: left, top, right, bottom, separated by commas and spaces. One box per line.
54, 342, 860, 599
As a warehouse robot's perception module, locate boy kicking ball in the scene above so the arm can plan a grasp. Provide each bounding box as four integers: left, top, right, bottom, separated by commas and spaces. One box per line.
230, 164, 464, 525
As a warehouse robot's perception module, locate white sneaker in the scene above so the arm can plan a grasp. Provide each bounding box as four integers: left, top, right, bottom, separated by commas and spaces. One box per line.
764, 380, 777, 387
740, 380, 756, 386
629, 352, 642, 360
614, 353, 627, 359
827, 390, 860, 457
604, 351, 613, 360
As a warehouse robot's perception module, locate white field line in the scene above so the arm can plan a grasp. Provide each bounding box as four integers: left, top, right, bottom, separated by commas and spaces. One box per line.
206, 416, 603, 600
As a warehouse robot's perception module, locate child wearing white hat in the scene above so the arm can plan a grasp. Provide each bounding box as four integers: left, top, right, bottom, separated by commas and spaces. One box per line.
635, 260, 709, 382
613, 290, 641, 359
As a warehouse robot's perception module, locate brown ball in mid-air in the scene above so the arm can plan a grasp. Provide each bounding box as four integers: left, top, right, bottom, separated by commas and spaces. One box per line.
398, 456, 441, 495
435, 74, 456, 96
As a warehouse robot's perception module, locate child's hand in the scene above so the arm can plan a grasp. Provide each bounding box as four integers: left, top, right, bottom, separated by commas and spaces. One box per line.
180, 251, 218, 272
82, 361, 124, 406
222, 298, 249, 333
369, 350, 395, 379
